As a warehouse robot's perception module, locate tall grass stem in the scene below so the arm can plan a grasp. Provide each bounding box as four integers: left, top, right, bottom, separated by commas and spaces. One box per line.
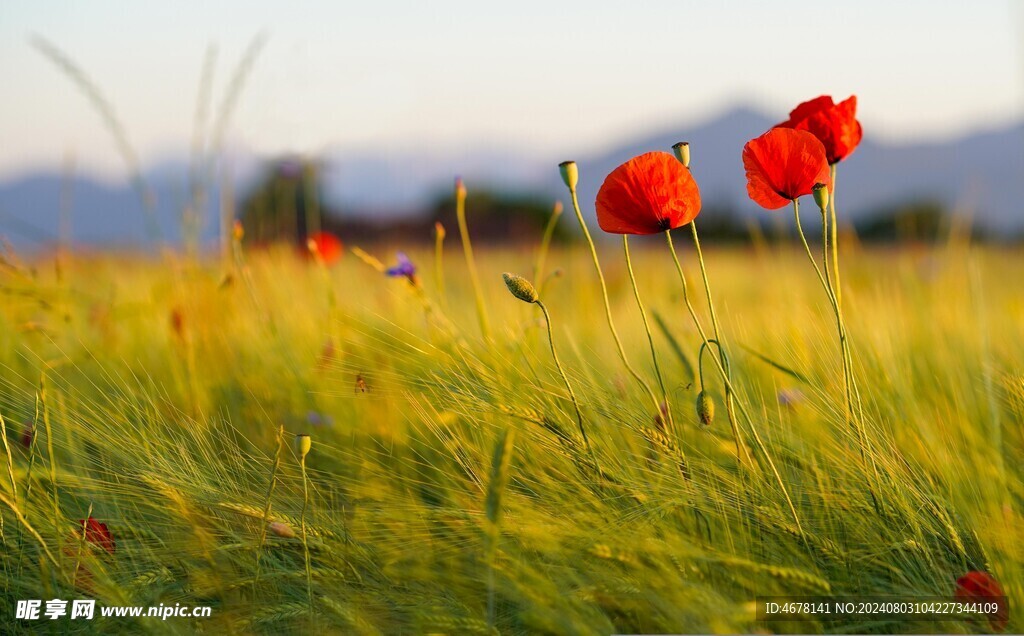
688, 222, 749, 466
565, 187, 662, 419
622, 236, 675, 435
536, 300, 597, 474
455, 183, 491, 340
664, 230, 803, 537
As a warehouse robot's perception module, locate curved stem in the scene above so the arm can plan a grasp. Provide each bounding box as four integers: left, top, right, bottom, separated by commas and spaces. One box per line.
698, 339, 730, 392
793, 200, 867, 465
792, 200, 838, 314
623, 236, 674, 435
537, 300, 598, 474
689, 222, 746, 466
664, 230, 801, 535
566, 187, 662, 418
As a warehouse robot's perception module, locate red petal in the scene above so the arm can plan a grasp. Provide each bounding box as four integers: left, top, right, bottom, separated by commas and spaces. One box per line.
309, 231, 344, 265
743, 129, 830, 210
955, 571, 1008, 632
743, 142, 791, 209
596, 152, 701, 235
780, 95, 834, 128
782, 95, 862, 164
78, 518, 116, 555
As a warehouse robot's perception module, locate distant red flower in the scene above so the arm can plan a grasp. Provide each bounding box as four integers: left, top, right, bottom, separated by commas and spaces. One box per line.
20, 422, 33, 449
73, 517, 115, 555
955, 571, 1009, 632
169, 306, 186, 340
307, 231, 344, 265
595, 151, 701, 234
743, 128, 831, 210
777, 95, 862, 165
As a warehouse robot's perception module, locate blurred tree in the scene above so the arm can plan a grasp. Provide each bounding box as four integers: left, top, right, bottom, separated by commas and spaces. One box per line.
690, 204, 751, 242
428, 190, 570, 244
238, 157, 323, 245
857, 199, 955, 242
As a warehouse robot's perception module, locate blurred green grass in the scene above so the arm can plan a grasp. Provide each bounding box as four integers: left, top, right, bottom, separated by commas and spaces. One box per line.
0, 240, 1020, 634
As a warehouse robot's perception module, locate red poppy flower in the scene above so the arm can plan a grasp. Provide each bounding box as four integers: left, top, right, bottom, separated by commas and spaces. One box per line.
955, 571, 1009, 632
743, 128, 831, 210
307, 231, 344, 265
777, 95, 862, 165
595, 151, 701, 234
74, 517, 116, 555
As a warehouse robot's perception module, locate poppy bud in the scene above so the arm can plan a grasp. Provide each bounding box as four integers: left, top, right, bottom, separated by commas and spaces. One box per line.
455, 177, 467, 200
812, 183, 829, 211
294, 433, 311, 460
558, 161, 579, 191
434, 221, 446, 240
672, 142, 690, 168
695, 391, 714, 427
502, 273, 539, 304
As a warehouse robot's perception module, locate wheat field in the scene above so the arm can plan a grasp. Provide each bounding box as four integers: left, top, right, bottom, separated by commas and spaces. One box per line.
0, 235, 1020, 634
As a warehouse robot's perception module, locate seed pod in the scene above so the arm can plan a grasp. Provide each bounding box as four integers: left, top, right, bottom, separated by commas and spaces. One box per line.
695, 391, 715, 427
558, 161, 579, 191
672, 141, 690, 168
502, 273, 539, 304
812, 182, 830, 210
295, 433, 312, 460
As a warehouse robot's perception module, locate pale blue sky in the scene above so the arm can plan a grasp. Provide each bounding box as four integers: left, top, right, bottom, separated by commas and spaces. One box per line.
0, 0, 1019, 177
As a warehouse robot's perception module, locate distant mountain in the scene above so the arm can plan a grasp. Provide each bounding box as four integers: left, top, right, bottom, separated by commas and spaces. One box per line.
570, 107, 1024, 234
0, 161, 261, 247
0, 174, 183, 245
1, 105, 1021, 247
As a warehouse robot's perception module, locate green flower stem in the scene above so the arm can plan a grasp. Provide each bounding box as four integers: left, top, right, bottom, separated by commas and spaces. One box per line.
536, 299, 598, 475
299, 455, 314, 619
254, 424, 285, 587
688, 221, 747, 465
623, 236, 675, 435
792, 200, 867, 464
456, 188, 491, 340
566, 187, 663, 419
829, 164, 842, 310
697, 339, 729, 393
665, 230, 803, 537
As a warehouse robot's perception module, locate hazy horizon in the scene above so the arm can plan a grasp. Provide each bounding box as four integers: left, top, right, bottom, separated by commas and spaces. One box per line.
1, 0, 1020, 180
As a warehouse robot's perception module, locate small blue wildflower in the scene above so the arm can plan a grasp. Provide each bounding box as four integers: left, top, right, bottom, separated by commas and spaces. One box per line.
385, 252, 416, 279
306, 410, 335, 427
777, 388, 805, 407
